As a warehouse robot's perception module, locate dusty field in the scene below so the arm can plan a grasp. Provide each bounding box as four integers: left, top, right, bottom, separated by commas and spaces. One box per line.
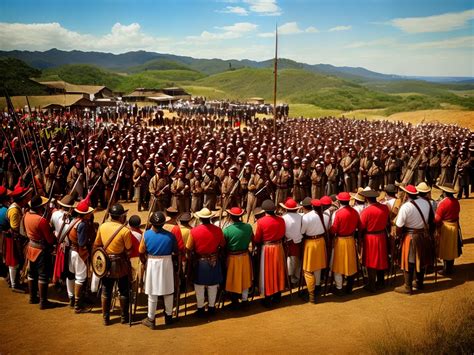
0, 190, 473, 354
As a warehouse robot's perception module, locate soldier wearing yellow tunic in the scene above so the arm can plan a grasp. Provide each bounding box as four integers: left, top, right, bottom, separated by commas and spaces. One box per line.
434, 184, 461, 275
300, 197, 328, 303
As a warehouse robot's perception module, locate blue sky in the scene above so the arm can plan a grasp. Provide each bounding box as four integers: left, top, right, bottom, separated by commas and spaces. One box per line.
0, 0, 473, 76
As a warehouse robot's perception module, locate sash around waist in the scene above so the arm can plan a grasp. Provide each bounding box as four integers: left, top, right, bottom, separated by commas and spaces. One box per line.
263, 239, 283, 246
365, 230, 386, 235
227, 249, 248, 256
306, 234, 325, 240
29, 239, 45, 249
148, 254, 172, 259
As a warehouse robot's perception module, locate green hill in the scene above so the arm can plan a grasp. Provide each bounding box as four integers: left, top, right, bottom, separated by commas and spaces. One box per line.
115, 70, 206, 92
38, 64, 123, 88
0, 57, 47, 95
127, 59, 196, 73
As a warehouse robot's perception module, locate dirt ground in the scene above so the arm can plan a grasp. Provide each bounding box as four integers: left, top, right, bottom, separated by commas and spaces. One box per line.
0, 189, 473, 354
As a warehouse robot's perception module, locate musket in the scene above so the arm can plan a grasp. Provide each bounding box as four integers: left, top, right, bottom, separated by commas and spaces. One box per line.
69, 173, 83, 197
25, 96, 45, 177
102, 156, 126, 223
174, 254, 182, 320
0, 126, 23, 175
42, 179, 56, 219
88, 176, 101, 193
400, 153, 422, 185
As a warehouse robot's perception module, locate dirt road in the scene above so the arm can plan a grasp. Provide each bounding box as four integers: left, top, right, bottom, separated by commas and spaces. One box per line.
1, 197, 473, 354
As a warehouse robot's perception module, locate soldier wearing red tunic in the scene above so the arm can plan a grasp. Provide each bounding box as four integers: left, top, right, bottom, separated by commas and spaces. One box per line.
254, 199, 286, 307
358, 188, 390, 293
330, 192, 360, 296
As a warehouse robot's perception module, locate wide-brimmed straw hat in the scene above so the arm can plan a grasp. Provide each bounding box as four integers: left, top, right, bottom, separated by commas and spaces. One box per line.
350, 187, 366, 202
436, 184, 457, 194
194, 208, 215, 219
416, 182, 431, 193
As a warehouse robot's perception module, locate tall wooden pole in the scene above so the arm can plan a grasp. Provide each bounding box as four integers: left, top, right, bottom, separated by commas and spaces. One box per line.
273, 23, 278, 135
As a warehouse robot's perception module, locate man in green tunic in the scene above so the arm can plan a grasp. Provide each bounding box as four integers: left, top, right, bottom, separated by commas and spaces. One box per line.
223, 207, 253, 309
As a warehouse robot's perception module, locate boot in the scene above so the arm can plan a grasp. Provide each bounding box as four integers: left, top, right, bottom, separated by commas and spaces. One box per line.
314, 285, 322, 296
345, 276, 354, 294
165, 314, 174, 325
272, 292, 281, 304
101, 296, 111, 326
446, 260, 454, 275
207, 306, 216, 316
439, 261, 448, 276
229, 293, 240, 310
376, 270, 385, 290
28, 280, 39, 304
363, 269, 376, 293
119, 296, 130, 324
262, 296, 272, 308
394, 271, 412, 295
308, 290, 316, 304
142, 317, 155, 330
74, 284, 89, 313
416, 272, 425, 291
69, 297, 75, 308
195, 307, 205, 318
39, 283, 55, 310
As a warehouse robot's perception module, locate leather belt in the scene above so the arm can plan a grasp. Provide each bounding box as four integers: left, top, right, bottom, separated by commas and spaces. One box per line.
306, 234, 325, 240
197, 252, 218, 260
336, 234, 353, 238
264, 240, 282, 245
404, 228, 425, 233
227, 250, 248, 255
29, 239, 45, 249
148, 254, 171, 259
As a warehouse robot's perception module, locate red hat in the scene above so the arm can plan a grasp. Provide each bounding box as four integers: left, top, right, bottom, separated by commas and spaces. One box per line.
74, 194, 94, 214
279, 197, 300, 211
400, 184, 418, 195
320, 196, 332, 206
8, 186, 31, 199
311, 199, 321, 207
227, 207, 245, 216
336, 192, 351, 202
0, 186, 9, 197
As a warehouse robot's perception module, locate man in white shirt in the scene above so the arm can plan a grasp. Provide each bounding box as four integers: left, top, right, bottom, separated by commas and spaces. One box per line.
50, 195, 75, 241
300, 197, 329, 303
280, 198, 303, 286
394, 184, 433, 295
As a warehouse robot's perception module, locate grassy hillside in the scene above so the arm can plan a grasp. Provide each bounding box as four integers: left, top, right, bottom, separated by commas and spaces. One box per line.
36, 64, 205, 93
127, 59, 195, 73
0, 57, 47, 95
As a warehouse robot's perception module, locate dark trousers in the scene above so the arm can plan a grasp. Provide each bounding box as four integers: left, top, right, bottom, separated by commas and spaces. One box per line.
28, 250, 51, 284
101, 275, 129, 299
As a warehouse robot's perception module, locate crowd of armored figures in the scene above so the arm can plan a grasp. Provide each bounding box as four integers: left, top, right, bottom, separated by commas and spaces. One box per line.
0, 108, 471, 329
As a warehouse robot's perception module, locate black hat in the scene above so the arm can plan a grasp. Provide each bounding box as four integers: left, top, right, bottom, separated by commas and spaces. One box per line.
109, 204, 128, 217
129, 215, 141, 228
179, 212, 193, 223
150, 211, 167, 227
29, 195, 48, 210
300, 197, 312, 208
261, 199, 276, 212
385, 184, 397, 194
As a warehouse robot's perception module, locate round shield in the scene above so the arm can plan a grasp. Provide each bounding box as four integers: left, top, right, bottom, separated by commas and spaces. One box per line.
91, 248, 110, 278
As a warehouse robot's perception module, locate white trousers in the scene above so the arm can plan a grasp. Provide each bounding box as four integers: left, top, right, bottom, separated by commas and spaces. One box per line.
241, 288, 249, 301
287, 256, 301, 283
68, 251, 87, 284
148, 293, 174, 320
334, 273, 343, 289
9, 266, 19, 287
194, 284, 218, 308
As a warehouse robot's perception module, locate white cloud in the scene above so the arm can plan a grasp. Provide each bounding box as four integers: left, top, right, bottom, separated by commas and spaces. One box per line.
278, 22, 302, 34
328, 25, 352, 32
217, 6, 248, 15
243, 0, 282, 16
258, 22, 318, 37
305, 26, 319, 33
390, 9, 474, 33
0, 22, 171, 52
407, 36, 474, 49
345, 38, 396, 49
187, 22, 258, 41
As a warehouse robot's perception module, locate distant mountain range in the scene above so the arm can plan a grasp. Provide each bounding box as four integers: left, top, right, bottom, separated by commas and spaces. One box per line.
1, 48, 472, 84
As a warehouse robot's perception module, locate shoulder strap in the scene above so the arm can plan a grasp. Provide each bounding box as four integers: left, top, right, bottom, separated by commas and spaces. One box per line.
317, 211, 328, 236
103, 222, 128, 251
59, 217, 80, 244
56, 213, 71, 243
410, 200, 428, 230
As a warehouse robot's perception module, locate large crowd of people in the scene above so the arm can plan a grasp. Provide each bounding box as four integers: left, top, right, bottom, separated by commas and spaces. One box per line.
0, 103, 472, 329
